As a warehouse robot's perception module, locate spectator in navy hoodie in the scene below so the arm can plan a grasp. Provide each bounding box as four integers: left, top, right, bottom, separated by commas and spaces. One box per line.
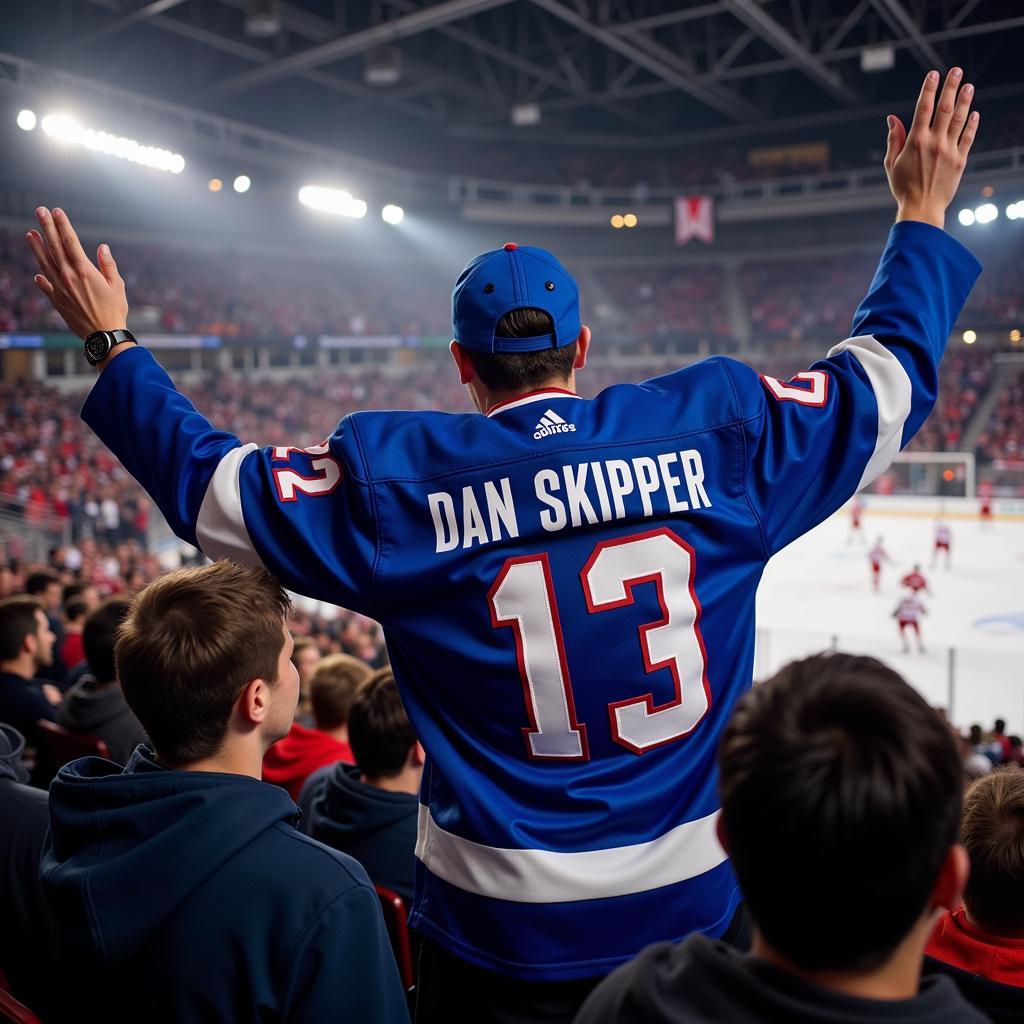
0, 722, 50, 1014
575, 654, 985, 1024
0, 595, 58, 752
42, 561, 408, 1024
301, 669, 422, 903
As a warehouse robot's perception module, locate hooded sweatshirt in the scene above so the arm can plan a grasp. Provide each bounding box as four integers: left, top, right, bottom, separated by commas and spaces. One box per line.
573, 934, 988, 1024
301, 763, 418, 903
0, 723, 50, 1012
42, 746, 409, 1024
263, 721, 354, 799
57, 673, 148, 764
926, 908, 1024, 987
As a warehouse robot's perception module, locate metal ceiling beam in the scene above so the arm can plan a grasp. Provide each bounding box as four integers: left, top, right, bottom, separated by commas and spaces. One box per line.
528, 0, 757, 121
870, 0, 945, 72
83, 0, 188, 42
211, 0, 518, 97
606, 3, 728, 35
720, 0, 861, 105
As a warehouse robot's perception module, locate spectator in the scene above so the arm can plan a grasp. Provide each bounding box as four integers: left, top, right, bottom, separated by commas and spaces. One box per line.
0, 723, 50, 1014
301, 669, 423, 903
576, 653, 983, 1024
57, 597, 147, 764
59, 594, 88, 672
0, 595, 58, 750
961, 732, 993, 780
263, 652, 370, 799
987, 718, 1012, 764
26, 568, 66, 683
41, 562, 408, 1023
290, 634, 322, 720
926, 768, 1024, 990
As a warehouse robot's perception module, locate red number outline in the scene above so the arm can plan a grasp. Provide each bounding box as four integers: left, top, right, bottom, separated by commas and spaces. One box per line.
271, 442, 343, 503
760, 370, 829, 407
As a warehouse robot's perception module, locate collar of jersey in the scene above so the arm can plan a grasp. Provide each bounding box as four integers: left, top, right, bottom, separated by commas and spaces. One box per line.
486, 388, 581, 418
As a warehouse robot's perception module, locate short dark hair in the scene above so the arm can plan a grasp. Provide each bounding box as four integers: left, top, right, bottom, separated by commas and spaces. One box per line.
348, 669, 417, 780
309, 653, 372, 731
0, 596, 45, 661
25, 571, 59, 596
465, 308, 578, 393
63, 597, 88, 623
995, 718, 1006, 734
960, 767, 1024, 933
116, 562, 291, 764
718, 652, 961, 972
83, 597, 132, 683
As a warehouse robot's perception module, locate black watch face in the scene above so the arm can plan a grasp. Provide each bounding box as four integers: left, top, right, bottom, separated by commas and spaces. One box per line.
85, 334, 110, 363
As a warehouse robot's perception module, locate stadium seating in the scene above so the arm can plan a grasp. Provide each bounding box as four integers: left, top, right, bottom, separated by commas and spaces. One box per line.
35, 719, 111, 763
374, 885, 415, 991
0, 987, 41, 1024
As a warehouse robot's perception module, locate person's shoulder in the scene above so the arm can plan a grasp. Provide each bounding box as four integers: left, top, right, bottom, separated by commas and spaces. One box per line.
261, 819, 376, 893
623, 357, 762, 419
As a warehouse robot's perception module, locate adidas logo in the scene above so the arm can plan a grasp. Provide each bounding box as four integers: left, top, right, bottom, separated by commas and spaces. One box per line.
533, 409, 577, 440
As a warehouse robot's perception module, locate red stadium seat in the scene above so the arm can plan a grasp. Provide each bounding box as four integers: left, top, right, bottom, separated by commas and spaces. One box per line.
374, 885, 415, 990
0, 987, 42, 1024
36, 719, 111, 763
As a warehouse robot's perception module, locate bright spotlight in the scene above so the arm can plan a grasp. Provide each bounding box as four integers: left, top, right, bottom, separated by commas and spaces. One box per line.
623, 213, 638, 228
1007, 201, 1022, 221
974, 203, 998, 224
1010, 329, 1021, 343
16, 109, 36, 131
39, 113, 185, 173
233, 175, 251, 193
208, 178, 223, 192
962, 329, 977, 344
958, 208, 975, 226
298, 185, 368, 218
381, 204, 404, 225
610, 214, 624, 229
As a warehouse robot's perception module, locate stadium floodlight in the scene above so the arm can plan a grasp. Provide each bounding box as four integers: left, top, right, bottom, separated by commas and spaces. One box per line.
381, 204, 405, 225
963, 329, 977, 344
610, 214, 624, 229
39, 113, 185, 174
1007, 201, 1022, 221
208, 178, 223, 192
957, 208, 975, 226
233, 175, 252, 193
1010, 329, 1021, 343
974, 203, 998, 224
298, 185, 368, 219
623, 213, 638, 228
16, 109, 36, 131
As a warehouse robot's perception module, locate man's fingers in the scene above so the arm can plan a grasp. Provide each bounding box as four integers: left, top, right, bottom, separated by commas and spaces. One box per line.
884, 115, 907, 167
53, 208, 91, 272
910, 70, 940, 135
35, 207, 67, 276
931, 68, 963, 136
25, 229, 58, 280
958, 110, 980, 156
33, 274, 55, 301
96, 243, 122, 286
948, 81, 974, 139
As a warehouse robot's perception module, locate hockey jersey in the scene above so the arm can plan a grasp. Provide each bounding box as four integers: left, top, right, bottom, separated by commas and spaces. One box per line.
81, 221, 980, 981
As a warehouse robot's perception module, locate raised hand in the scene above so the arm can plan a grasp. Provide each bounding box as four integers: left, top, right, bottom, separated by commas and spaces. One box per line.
25, 207, 129, 339
884, 68, 979, 229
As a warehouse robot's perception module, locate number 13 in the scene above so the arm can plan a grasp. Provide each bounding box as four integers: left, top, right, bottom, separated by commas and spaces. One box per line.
488, 528, 710, 761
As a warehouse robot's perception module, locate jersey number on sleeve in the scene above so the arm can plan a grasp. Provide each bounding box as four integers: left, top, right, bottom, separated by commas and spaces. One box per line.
761, 370, 829, 407
488, 528, 710, 761
271, 442, 342, 502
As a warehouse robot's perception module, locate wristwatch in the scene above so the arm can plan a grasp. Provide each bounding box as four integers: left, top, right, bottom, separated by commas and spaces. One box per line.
83, 329, 137, 367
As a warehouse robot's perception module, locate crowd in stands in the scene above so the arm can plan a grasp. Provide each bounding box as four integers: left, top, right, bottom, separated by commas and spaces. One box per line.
974, 369, 1024, 464
909, 351, 994, 454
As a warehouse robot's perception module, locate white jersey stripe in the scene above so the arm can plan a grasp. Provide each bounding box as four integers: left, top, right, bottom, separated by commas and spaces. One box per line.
827, 334, 913, 492
195, 443, 264, 566
414, 804, 725, 904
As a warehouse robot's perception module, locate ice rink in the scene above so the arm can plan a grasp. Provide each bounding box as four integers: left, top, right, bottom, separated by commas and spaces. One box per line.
755, 497, 1024, 734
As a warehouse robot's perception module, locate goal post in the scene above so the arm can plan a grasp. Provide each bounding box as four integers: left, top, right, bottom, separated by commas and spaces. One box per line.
866, 451, 976, 499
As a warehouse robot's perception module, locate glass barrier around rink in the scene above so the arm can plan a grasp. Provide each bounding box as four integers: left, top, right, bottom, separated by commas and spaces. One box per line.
754, 627, 1024, 736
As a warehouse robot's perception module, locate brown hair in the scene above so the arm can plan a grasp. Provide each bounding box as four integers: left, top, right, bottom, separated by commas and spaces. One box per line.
960, 767, 1024, 932
465, 308, 578, 392
290, 636, 319, 668
348, 669, 417, 780
0, 596, 45, 661
115, 562, 291, 764
309, 653, 372, 731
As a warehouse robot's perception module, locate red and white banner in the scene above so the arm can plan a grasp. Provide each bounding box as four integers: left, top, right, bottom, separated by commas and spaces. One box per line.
674, 196, 714, 246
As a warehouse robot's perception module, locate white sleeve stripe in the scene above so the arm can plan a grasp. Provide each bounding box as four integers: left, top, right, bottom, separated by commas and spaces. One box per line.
827, 334, 913, 492
195, 443, 264, 566
414, 804, 726, 904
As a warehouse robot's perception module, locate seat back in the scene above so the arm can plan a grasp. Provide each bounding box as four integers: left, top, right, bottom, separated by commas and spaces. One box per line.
0, 988, 42, 1024
36, 718, 110, 765
374, 885, 415, 989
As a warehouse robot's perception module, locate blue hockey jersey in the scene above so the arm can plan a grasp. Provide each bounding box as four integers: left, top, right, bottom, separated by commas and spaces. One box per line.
82, 221, 980, 981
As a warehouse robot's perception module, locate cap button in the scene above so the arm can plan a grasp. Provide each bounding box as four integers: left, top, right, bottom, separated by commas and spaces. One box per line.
503, 242, 518, 251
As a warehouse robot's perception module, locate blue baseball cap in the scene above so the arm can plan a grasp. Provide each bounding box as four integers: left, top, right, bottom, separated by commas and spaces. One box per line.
452, 242, 581, 353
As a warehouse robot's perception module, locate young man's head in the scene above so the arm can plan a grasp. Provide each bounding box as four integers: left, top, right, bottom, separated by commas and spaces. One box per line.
718, 652, 964, 974
309, 653, 372, 735
83, 597, 132, 684
349, 669, 422, 789
448, 244, 590, 410
291, 636, 322, 686
0, 596, 55, 674
116, 562, 296, 768
960, 767, 1024, 936
63, 597, 89, 630
25, 570, 62, 613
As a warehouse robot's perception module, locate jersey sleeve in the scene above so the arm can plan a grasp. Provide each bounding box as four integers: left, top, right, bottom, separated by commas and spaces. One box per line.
80, 347, 378, 611
724, 220, 981, 556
